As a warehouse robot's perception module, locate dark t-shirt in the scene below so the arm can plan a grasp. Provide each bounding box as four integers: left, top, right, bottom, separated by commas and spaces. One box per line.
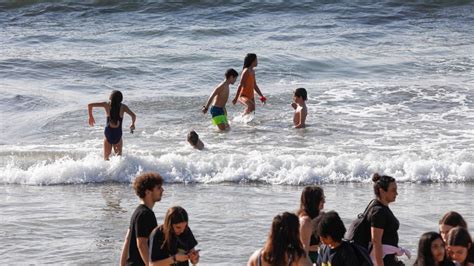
149, 225, 198, 266
316, 241, 360, 266
127, 204, 158, 266
367, 200, 399, 247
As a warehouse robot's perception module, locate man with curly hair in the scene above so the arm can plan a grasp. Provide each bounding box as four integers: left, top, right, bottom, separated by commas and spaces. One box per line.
120, 172, 164, 266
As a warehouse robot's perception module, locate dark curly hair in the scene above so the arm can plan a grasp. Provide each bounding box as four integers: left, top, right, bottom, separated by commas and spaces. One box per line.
133, 172, 163, 198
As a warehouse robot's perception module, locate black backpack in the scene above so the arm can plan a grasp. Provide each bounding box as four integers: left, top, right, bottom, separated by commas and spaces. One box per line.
346, 240, 374, 266
319, 241, 374, 266
345, 199, 377, 250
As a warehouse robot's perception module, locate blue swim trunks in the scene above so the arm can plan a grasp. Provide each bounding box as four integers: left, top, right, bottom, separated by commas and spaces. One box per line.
210, 106, 228, 125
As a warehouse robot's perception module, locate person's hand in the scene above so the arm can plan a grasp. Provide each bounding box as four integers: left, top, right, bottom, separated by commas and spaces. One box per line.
175, 254, 189, 262
260, 96, 267, 104
291, 102, 297, 110
201, 106, 208, 114
189, 250, 200, 264
232, 98, 237, 105
129, 124, 135, 134
88, 116, 95, 126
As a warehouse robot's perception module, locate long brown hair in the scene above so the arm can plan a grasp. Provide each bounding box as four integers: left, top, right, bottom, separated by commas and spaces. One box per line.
297, 186, 324, 219
161, 206, 188, 251
109, 90, 123, 124
262, 212, 306, 266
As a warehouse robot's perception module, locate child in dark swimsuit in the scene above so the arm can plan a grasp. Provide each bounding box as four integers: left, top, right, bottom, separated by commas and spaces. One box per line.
88, 90, 136, 160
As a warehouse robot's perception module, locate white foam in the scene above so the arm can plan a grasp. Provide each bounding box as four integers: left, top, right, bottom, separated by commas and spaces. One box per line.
1, 150, 472, 185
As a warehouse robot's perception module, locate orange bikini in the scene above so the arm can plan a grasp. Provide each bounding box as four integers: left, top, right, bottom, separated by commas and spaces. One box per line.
240, 69, 255, 99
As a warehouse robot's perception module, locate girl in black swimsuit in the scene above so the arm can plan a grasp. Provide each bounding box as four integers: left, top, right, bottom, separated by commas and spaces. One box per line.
88, 90, 136, 160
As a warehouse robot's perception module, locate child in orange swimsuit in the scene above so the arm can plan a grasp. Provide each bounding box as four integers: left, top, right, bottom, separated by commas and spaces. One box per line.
232, 53, 266, 115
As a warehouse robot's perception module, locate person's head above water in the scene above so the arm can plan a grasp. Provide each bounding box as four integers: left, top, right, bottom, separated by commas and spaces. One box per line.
294, 88, 307, 102
187, 130, 204, 150
225, 68, 239, 85
243, 53, 257, 69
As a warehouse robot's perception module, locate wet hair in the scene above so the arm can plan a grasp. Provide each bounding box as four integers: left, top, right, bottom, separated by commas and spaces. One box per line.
414, 232, 445, 266
225, 68, 239, 79
294, 88, 307, 101
297, 186, 324, 219
439, 211, 468, 229
372, 173, 395, 197
109, 90, 123, 124
243, 53, 257, 69
446, 227, 472, 248
262, 212, 306, 266
187, 131, 199, 146
161, 206, 189, 251
314, 211, 346, 242
132, 172, 163, 198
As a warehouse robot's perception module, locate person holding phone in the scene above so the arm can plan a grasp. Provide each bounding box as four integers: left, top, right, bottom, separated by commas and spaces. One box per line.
149, 206, 199, 266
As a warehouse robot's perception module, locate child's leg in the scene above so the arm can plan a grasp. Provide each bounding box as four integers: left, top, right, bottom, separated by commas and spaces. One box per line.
239, 97, 255, 114
217, 123, 226, 130
113, 139, 123, 156
103, 139, 112, 160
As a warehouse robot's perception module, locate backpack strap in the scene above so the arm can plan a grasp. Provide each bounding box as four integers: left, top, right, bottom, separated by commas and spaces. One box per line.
360, 199, 377, 218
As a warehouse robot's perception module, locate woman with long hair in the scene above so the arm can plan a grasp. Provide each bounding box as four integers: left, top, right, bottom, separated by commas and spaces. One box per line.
439, 211, 468, 242
297, 185, 325, 263
149, 206, 199, 266
232, 53, 266, 116
446, 227, 474, 266
247, 212, 311, 266
413, 232, 454, 266
88, 90, 136, 160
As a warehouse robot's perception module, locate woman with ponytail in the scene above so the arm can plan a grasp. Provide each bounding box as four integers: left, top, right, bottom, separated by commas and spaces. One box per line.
232, 53, 266, 116
247, 212, 311, 266
367, 173, 403, 266
88, 90, 136, 160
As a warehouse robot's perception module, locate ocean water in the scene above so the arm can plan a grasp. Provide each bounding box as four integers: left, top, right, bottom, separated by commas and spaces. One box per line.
0, 0, 473, 264
1, 1, 473, 185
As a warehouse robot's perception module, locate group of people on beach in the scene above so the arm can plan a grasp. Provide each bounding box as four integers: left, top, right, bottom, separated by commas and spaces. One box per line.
88, 53, 308, 158
118, 171, 473, 266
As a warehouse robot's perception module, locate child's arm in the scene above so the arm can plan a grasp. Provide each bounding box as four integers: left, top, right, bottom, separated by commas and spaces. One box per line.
202, 85, 222, 113
254, 80, 264, 98
123, 104, 136, 131
232, 69, 248, 105
294, 107, 307, 129
254, 76, 266, 104
87, 102, 107, 126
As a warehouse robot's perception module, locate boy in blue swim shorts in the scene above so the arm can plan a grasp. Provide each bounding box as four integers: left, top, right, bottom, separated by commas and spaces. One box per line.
202, 68, 238, 130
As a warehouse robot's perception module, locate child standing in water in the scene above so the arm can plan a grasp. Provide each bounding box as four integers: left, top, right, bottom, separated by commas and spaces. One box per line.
232, 53, 266, 115
292, 88, 307, 128
88, 90, 136, 160
202, 68, 238, 130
